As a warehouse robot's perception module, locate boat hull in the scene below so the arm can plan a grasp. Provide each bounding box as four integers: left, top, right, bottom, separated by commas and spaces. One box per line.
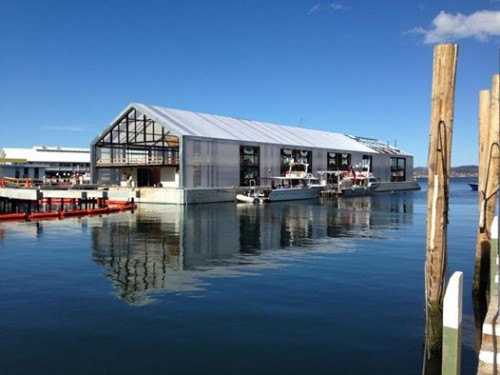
341, 186, 375, 197
267, 186, 322, 202
236, 194, 259, 204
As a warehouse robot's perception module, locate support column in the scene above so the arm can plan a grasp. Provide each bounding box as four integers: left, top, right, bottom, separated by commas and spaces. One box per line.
425, 43, 458, 356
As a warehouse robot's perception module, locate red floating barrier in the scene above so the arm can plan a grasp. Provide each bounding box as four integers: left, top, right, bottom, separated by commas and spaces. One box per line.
60, 209, 88, 218
0, 213, 28, 221
28, 211, 60, 220
87, 207, 109, 216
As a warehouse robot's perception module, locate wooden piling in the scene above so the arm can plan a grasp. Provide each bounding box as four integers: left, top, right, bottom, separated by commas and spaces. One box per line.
473, 90, 492, 300
484, 74, 500, 296
424, 44, 458, 356
473, 74, 500, 311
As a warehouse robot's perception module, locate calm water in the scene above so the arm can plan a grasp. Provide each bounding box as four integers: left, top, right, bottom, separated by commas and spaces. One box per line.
0, 179, 480, 374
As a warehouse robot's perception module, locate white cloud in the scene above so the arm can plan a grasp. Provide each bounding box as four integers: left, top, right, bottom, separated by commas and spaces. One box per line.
45, 126, 86, 132
329, 3, 344, 11
411, 10, 500, 44
308, 2, 346, 15
308, 3, 321, 14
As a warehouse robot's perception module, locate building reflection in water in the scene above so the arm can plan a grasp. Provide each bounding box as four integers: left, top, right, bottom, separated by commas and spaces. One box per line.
0, 194, 415, 305
86, 193, 415, 305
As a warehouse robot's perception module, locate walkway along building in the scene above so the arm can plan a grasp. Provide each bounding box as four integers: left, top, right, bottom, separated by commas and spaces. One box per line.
91, 103, 419, 204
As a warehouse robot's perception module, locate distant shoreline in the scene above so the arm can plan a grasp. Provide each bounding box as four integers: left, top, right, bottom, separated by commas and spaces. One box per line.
413, 165, 477, 179
413, 175, 478, 179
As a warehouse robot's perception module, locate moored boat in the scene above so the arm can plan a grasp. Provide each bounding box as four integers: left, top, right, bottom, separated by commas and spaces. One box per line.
236, 191, 261, 204
318, 163, 380, 197
264, 161, 323, 202
236, 180, 267, 204
339, 165, 379, 197
469, 182, 478, 191
236, 161, 323, 203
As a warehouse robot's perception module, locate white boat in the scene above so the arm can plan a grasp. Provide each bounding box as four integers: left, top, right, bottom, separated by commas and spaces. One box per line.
236, 161, 323, 203
236, 192, 258, 203
236, 180, 267, 204
317, 163, 380, 197
340, 165, 379, 196
264, 161, 324, 202
236, 189, 266, 203
468, 181, 478, 191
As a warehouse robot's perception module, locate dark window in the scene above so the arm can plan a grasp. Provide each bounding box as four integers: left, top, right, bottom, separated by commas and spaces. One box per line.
362, 155, 372, 172
327, 152, 338, 170
281, 149, 312, 176
391, 157, 406, 181
340, 153, 350, 170
240, 146, 260, 186
327, 152, 351, 171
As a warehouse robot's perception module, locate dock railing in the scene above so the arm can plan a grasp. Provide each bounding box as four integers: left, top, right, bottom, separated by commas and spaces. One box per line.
0, 177, 44, 188
96, 155, 179, 166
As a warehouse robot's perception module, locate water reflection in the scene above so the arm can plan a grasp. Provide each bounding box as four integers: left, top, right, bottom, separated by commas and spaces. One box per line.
87, 193, 415, 304
0, 193, 415, 305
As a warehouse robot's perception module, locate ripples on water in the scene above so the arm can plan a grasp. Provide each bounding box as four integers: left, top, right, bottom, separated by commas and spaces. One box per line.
0, 178, 480, 374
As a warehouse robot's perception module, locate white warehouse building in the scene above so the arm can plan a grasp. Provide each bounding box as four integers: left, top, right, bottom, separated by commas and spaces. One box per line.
0, 146, 90, 182
91, 103, 418, 204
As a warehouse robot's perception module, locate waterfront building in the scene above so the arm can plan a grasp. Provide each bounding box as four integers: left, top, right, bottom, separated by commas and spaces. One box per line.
0, 146, 90, 182
91, 103, 418, 204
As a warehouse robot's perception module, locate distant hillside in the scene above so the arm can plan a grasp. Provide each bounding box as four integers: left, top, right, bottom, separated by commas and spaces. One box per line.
413, 165, 478, 178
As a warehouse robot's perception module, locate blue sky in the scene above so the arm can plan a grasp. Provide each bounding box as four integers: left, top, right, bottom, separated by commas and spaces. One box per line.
1, 0, 499, 167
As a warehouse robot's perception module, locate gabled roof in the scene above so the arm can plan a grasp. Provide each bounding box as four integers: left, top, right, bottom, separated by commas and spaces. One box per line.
95, 103, 413, 157
96, 103, 377, 154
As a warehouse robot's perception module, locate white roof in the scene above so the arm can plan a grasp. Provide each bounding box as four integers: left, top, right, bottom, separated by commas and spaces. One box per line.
1, 146, 90, 163
100, 103, 377, 154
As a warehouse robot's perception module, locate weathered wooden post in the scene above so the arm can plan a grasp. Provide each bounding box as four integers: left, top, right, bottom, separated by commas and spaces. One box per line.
424, 44, 458, 357
442, 271, 463, 375
486, 74, 500, 296
473, 74, 500, 306
474, 89, 492, 299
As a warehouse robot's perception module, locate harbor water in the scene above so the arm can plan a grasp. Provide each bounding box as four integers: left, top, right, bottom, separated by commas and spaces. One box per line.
0, 179, 479, 374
